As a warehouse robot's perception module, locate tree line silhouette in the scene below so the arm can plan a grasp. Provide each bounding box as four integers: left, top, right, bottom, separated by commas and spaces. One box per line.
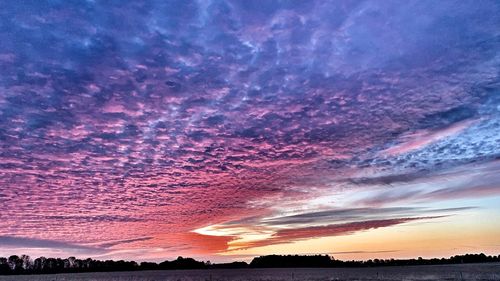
249, 253, 500, 268
0, 253, 499, 275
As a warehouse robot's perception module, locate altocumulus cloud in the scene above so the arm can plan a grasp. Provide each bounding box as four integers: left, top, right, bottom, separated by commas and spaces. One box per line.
0, 0, 499, 258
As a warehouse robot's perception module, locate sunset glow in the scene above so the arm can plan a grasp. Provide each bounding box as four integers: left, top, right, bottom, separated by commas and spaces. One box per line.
0, 1, 499, 262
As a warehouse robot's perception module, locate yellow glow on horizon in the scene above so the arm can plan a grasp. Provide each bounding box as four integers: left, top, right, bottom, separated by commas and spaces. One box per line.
219, 214, 500, 260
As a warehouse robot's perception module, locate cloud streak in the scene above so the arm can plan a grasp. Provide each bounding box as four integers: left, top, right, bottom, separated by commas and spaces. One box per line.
231, 217, 444, 249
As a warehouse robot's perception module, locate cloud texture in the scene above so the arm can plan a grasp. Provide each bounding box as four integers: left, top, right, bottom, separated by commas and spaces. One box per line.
0, 0, 499, 259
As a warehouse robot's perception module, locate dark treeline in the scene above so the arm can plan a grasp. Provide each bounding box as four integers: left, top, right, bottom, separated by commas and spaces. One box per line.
0, 255, 246, 275
1, 253, 499, 275
249, 253, 500, 268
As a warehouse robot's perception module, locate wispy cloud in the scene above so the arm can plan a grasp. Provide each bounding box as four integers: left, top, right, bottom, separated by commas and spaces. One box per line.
355, 161, 500, 207
0, 236, 105, 255
230, 217, 444, 249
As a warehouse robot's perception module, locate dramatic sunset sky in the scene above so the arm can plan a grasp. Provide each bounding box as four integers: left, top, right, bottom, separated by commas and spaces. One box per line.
0, 1, 499, 262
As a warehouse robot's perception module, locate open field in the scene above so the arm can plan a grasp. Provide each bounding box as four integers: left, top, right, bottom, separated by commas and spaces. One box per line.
1, 263, 499, 281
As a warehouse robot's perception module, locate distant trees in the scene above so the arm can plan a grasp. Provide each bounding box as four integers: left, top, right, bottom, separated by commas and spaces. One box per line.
0, 253, 499, 275
210, 261, 248, 269
0, 255, 139, 275
250, 253, 500, 268
250, 255, 334, 268
158, 256, 206, 270
0, 255, 213, 275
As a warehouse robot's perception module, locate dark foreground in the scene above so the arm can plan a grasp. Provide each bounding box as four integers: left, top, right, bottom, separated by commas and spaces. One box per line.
0, 263, 499, 281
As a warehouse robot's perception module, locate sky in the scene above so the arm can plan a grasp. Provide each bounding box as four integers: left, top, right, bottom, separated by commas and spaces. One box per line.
0, 0, 499, 263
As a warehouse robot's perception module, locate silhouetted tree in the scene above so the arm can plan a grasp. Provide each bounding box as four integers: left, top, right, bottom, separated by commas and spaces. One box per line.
8, 255, 23, 274
0, 258, 10, 275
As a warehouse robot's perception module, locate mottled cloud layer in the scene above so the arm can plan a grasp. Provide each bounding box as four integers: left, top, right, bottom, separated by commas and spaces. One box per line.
0, 1, 499, 260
